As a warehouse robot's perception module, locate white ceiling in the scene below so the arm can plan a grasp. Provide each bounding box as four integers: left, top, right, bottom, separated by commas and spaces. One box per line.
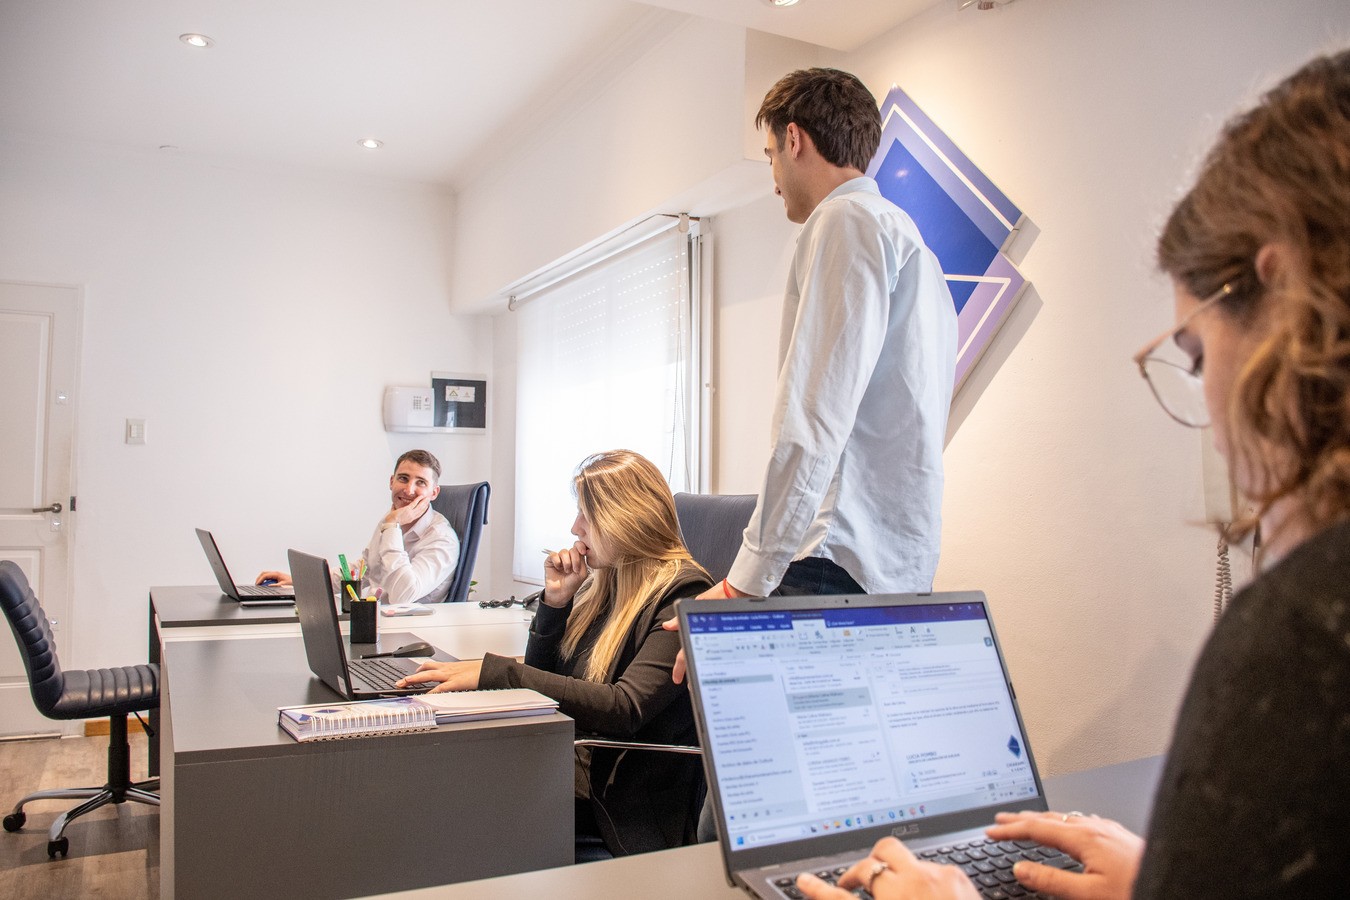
0, 0, 944, 188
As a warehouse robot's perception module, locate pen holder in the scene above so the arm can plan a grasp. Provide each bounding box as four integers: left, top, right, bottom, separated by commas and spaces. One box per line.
349, 599, 378, 644
339, 579, 362, 614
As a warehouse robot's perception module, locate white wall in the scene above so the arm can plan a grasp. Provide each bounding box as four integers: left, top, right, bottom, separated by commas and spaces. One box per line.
708, 0, 1350, 775
0, 138, 494, 670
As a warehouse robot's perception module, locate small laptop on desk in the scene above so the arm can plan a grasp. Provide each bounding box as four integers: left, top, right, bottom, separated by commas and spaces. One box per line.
289, 548, 452, 699
195, 528, 294, 605
678, 591, 1081, 900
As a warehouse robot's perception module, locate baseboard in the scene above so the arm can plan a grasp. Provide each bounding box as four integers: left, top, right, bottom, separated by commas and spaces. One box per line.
83, 718, 147, 737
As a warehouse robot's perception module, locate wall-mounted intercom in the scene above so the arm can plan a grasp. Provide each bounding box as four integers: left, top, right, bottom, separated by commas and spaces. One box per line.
382, 386, 435, 432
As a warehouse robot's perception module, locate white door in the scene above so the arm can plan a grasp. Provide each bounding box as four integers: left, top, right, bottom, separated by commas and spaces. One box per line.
0, 282, 80, 736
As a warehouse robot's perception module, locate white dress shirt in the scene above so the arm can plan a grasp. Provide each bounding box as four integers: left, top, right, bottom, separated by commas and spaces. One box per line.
362, 506, 460, 604
726, 177, 957, 595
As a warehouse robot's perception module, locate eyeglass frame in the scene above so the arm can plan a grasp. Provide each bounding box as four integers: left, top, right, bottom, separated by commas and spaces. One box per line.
1132, 282, 1235, 428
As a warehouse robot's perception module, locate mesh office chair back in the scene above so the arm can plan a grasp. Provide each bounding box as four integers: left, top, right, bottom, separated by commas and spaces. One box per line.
430, 481, 490, 603
672, 492, 757, 584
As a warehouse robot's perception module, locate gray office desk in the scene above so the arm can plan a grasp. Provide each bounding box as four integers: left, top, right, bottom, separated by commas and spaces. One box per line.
370, 756, 1165, 900
159, 634, 573, 900
147, 586, 534, 772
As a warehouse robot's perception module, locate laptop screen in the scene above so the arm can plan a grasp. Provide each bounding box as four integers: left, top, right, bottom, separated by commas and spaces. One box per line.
684, 595, 1041, 856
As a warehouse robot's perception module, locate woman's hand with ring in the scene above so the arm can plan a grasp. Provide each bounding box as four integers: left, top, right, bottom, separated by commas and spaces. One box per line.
795, 837, 980, 900
987, 810, 1143, 900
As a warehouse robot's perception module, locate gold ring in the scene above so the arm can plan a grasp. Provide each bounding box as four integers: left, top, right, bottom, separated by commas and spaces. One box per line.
865, 860, 889, 892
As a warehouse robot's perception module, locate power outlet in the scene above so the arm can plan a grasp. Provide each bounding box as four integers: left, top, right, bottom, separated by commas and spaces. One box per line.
125, 418, 147, 445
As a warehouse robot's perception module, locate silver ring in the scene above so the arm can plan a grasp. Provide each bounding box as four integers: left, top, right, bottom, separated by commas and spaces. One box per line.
865, 860, 890, 892
1061, 810, 1085, 822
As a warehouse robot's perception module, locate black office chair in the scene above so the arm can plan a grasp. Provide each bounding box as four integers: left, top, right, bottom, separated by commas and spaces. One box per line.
430, 481, 490, 603
0, 561, 160, 859
672, 492, 757, 583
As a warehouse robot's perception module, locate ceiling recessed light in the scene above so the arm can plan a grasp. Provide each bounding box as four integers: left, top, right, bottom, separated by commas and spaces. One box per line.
179, 33, 214, 48
358, 138, 384, 150
762, 0, 801, 7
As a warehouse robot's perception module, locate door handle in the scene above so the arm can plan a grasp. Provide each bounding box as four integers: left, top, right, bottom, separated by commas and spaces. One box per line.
32, 502, 63, 514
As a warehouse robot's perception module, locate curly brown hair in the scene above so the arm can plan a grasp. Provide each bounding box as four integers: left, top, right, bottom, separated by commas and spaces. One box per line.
1157, 49, 1350, 542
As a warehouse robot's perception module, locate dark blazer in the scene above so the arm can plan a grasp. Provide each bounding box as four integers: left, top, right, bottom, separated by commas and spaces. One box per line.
478, 566, 711, 855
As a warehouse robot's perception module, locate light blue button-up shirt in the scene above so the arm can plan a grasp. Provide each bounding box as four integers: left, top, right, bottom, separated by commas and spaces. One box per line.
726, 177, 957, 595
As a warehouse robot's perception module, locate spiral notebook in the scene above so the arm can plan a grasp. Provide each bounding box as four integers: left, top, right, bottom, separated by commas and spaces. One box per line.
278, 689, 558, 742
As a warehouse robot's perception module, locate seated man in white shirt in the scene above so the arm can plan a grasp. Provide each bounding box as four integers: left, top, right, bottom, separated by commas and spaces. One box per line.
255, 449, 460, 604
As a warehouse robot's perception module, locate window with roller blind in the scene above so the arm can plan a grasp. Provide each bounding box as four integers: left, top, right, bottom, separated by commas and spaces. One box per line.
511, 218, 703, 583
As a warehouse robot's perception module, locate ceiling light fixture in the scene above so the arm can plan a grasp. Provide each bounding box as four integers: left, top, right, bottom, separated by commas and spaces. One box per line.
358, 138, 384, 150
762, 0, 801, 7
179, 33, 214, 48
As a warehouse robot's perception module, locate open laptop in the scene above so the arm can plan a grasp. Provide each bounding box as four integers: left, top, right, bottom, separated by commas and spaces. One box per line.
288, 548, 451, 699
195, 528, 294, 605
678, 591, 1081, 900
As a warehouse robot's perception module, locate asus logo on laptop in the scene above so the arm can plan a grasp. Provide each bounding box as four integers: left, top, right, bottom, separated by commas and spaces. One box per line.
892, 824, 920, 838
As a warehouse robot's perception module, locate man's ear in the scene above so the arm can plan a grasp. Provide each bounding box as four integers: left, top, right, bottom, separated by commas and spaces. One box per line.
1254, 242, 1293, 286
785, 122, 808, 159
429, 484, 440, 501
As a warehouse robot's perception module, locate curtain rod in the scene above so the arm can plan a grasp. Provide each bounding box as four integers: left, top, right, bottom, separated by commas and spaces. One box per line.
507, 213, 699, 311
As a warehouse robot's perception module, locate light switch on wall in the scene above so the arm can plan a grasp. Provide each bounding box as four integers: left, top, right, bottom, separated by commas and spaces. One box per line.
125, 418, 146, 445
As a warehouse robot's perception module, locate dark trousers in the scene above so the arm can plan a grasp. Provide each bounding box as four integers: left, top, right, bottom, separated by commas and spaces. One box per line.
696, 557, 865, 842
772, 556, 864, 596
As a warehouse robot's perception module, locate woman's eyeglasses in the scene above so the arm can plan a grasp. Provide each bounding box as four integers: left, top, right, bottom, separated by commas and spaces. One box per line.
1132, 283, 1233, 428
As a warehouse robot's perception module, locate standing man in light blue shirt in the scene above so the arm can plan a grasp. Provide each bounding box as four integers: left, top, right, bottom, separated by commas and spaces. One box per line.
702, 67, 957, 604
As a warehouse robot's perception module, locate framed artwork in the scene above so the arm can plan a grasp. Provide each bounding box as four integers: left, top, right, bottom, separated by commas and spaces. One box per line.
868, 86, 1030, 391
431, 372, 487, 431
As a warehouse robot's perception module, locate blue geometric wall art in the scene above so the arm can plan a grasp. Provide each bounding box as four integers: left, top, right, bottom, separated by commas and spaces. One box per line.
867, 86, 1029, 391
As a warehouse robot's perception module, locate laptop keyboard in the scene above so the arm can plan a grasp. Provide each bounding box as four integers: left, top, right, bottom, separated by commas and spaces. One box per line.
774, 838, 1083, 900
236, 583, 287, 597
349, 658, 427, 693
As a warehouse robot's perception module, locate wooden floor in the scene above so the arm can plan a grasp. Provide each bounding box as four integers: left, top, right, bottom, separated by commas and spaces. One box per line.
0, 732, 156, 898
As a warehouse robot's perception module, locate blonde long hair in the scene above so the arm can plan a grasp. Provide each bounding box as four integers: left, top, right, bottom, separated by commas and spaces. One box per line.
1157, 49, 1350, 543
559, 450, 708, 682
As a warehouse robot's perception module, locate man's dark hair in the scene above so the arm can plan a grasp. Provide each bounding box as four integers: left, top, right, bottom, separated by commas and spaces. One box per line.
394, 449, 441, 483
756, 68, 881, 173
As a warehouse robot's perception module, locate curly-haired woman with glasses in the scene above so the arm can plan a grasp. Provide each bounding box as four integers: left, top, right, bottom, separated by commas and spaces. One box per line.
799, 47, 1350, 900
401, 449, 711, 858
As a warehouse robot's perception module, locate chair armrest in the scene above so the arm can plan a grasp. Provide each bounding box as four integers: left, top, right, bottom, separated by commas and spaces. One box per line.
573, 736, 702, 756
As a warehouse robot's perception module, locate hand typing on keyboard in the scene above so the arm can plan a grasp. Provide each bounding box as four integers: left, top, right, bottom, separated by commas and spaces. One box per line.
984, 810, 1142, 900
795, 837, 980, 900
795, 811, 1141, 900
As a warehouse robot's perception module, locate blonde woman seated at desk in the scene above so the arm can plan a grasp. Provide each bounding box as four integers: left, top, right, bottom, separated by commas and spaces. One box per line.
401, 450, 712, 857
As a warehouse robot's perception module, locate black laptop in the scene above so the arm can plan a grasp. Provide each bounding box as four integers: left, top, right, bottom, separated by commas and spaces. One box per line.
677, 591, 1081, 900
288, 548, 450, 699
195, 528, 294, 605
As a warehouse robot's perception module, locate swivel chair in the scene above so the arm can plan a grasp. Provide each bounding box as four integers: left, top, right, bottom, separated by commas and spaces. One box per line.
672, 492, 757, 582
430, 481, 491, 603
0, 561, 160, 859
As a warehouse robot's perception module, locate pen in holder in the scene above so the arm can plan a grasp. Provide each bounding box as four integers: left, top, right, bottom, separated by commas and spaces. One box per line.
339, 578, 362, 614
349, 593, 377, 644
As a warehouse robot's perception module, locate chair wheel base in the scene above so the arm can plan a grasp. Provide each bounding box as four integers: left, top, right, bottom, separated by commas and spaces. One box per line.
47, 836, 68, 858
2, 811, 24, 832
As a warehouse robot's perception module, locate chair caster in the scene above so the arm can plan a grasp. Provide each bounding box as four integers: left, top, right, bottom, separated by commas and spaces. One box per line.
47, 836, 69, 859
2, 811, 24, 832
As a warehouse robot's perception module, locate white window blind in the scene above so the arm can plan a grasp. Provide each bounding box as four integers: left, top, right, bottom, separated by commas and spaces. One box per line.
512, 221, 700, 583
